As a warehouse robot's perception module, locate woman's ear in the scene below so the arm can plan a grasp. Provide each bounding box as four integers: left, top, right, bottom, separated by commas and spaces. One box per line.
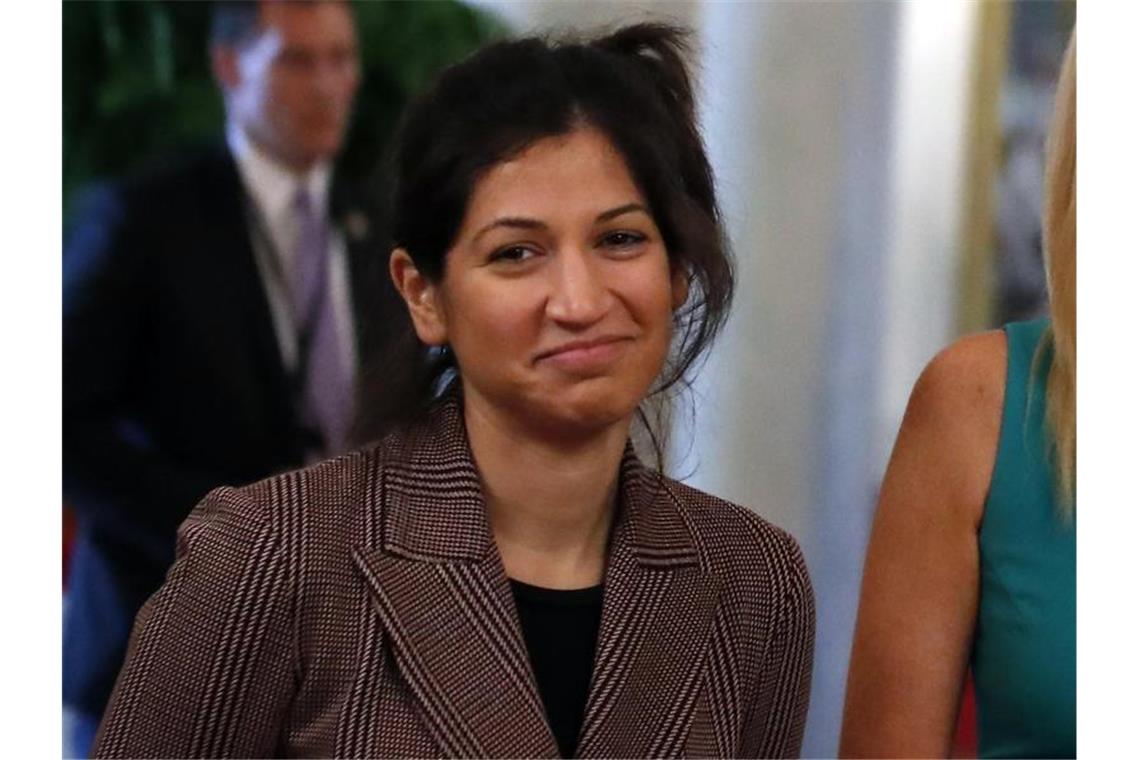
389, 248, 448, 345
671, 266, 690, 312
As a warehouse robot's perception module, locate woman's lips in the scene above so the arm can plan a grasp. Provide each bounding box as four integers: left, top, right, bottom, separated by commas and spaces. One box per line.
535, 336, 633, 373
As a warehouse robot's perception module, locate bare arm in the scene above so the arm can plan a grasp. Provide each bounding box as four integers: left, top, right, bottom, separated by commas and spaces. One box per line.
839, 332, 1005, 758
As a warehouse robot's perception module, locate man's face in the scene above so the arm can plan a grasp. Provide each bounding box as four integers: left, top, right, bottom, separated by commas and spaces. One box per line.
218, 1, 360, 171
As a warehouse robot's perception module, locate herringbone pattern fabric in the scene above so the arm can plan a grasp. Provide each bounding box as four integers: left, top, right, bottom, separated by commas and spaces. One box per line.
94, 393, 814, 758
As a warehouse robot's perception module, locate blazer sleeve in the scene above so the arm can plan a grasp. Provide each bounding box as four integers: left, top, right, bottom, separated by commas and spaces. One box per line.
744, 532, 816, 759
63, 183, 221, 562
93, 486, 297, 759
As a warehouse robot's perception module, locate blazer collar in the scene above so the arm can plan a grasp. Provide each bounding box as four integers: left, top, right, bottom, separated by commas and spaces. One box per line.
376, 389, 699, 568
354, 390, 723, 757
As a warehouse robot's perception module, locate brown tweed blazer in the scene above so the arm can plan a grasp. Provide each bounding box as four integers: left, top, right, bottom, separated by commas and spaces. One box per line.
94, 394, 814, 758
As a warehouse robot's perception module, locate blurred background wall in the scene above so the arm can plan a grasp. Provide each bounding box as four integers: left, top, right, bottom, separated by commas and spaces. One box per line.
64, 0, 1074, 755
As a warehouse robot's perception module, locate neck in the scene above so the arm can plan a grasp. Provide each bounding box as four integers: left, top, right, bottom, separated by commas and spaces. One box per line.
257, 139, 315, 177
231, 118, 317, 177
463, 387, 631, 590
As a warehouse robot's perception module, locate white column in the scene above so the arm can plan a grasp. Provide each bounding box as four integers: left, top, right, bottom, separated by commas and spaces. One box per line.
877, 1, 980, 470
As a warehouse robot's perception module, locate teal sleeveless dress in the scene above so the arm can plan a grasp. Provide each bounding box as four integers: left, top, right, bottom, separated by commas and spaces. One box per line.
971, 318, 1076, 758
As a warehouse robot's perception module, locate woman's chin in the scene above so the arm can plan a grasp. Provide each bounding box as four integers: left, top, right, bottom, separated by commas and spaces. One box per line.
466, 374, 650, 443
526, 387, 641, 441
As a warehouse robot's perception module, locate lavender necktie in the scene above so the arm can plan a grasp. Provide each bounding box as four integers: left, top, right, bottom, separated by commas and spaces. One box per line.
291, 186, 352, 457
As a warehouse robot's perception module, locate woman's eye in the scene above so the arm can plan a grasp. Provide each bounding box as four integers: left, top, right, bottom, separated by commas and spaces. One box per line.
601, 231, 648, 249
489, 245, 536, 263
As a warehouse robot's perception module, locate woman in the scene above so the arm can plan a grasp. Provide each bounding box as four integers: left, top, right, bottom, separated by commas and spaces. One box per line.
94, 25, 814, 759
840, 33, 1076, 758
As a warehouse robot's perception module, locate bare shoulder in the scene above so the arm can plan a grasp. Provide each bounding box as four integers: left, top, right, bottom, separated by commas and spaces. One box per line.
892, 330, 1008, 526
909, 331, 1007, 421
905, 330, 1007, 459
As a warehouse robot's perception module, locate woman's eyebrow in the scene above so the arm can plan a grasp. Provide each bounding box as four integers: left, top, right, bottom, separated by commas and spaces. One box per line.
471, 217, 546, 244
471, 202, 649, 244
596, 202, 648, 223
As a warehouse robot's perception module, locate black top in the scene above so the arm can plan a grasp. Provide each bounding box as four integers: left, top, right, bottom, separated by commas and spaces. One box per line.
510, 579, 604, 758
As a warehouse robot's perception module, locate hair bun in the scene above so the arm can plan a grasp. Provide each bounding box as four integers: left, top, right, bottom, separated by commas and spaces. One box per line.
592, 23, 697, 119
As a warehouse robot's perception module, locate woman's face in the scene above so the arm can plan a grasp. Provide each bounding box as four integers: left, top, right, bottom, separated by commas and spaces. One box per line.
398, 127, 686, 439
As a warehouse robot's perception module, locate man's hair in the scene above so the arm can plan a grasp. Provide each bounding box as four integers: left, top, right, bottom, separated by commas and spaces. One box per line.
210, 1, 261, 48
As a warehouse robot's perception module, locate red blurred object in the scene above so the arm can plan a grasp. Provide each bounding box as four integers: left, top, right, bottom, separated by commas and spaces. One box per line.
63, 503, 76, 588
952, 671, 978, 757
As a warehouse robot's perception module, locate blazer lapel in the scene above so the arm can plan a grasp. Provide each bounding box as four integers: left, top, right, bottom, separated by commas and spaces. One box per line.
352, 396, 722, 758
576, 452, 723, 759
351, 396, 558, 758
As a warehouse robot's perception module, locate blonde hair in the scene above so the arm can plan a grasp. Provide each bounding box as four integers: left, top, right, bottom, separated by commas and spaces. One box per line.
1041, 32, 1076, 509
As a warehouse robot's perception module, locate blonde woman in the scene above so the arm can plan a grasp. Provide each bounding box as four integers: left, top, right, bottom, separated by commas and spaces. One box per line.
840, 32, 1076, 758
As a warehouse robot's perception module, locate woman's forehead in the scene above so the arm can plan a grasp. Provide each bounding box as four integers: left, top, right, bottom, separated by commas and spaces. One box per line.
460, 128, 647, 231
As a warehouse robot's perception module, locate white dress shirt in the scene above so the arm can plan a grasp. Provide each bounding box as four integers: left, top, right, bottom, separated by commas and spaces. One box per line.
226, 121, 358, 381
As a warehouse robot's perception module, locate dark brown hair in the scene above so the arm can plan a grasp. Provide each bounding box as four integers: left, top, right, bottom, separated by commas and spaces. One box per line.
355, 24, 734, 456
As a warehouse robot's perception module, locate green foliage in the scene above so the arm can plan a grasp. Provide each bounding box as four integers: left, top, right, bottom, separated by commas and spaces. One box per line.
63, 0, 508, 221
344, 0, 508, 196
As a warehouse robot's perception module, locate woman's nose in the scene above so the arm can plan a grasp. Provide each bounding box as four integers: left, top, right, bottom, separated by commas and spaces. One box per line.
544, 247, 612, 327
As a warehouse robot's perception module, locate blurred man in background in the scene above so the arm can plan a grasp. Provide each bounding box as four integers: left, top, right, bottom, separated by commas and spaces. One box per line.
63, 2, 380, 754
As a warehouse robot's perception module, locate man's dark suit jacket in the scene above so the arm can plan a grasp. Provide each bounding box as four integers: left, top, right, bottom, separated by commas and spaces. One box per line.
62, 145, 387, 717
93, 393, 816, 758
